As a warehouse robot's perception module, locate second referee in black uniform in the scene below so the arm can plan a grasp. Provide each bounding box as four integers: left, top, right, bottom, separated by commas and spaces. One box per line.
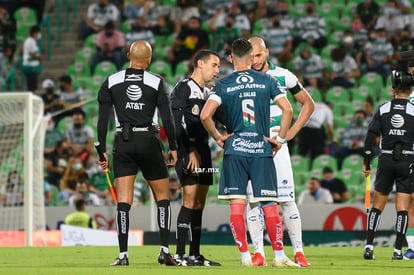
362, 72, 414, 260
97, 40, 178, 266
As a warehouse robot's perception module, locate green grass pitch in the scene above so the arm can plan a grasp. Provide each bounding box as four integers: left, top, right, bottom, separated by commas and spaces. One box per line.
1, 245, 413, 274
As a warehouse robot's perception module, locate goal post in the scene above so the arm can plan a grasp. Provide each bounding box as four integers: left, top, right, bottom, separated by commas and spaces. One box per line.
0, 92, 48, 246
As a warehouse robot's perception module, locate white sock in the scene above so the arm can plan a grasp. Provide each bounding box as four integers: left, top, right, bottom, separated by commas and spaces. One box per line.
280, 201, 303, 254
407, 236, 414, 250
161, 246, 169, 254
119, 251, 128, 259
240, 251, 252, 262
246, 202, 265, 256
274, 249, 286, 260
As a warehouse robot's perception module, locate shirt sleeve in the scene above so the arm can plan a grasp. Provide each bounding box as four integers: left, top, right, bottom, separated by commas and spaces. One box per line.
96, 78, 112, 152
157, 80, 178, 150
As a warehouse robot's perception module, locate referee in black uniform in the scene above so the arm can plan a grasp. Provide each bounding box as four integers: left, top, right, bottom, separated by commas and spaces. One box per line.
97, 40, 178, 266
170, 49, 221, 266
362, 73, 414, 260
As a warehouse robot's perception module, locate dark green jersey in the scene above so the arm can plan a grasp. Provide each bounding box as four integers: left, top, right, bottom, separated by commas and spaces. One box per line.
210, 69, 283, 157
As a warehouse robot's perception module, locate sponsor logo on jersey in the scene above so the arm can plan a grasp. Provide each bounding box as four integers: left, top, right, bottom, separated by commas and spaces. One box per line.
125, 74, 142, 81
232, 137, 264, 154
125, 85, 145, 110
389, 114, 406, 135
260, 189, 277, 196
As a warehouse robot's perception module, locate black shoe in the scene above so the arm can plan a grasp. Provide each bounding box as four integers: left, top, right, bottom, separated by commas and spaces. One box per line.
110, 256, 129, 266
392, 252, 403, 260
158, 250, 178, 266
173, 254, 195, 266
192, 255, 222, 266
363, 247, 375, 260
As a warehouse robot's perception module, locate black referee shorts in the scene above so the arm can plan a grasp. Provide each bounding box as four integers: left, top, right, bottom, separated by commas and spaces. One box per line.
374, 155, 414, 194
176, 144, 213, 186
112, 131, 169, 180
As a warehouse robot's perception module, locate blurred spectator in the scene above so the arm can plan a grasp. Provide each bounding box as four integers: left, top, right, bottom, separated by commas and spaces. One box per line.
133, 178, 150, 206
337, 110, 368, 169
10, 0, 46, 24
356, 0, 380, 31
41, 79, 64, 118
169, 0, 200, 30
208, 11, 240, 55
57, 155, 89, 205
294, 1, 327, 50
68, 177, 101, 207
374, 0, 405, 44
211, 2, 251, 38
201, 0, 228, 19
260, 12, 292, 67
361, 27, 393, 86
124, 17, 155, 50
167, 16, 209, 74
329, 47, 360, 89
44, 116, 65, 156
56, 74, 83, 123
297, 102, 334, 161
0, 6, 16, 76
82, 0, 120, 39
65, 198, 97, 229
137, 0, 172, 35
168, 176, 182, 203
44, 180, 52, 206
22, 25, 44, 92
122, 0, 145, 21
351, 16, 369, 49
218, 55, 233, 79
65, 108, 94, 157
44, 139, 72, 189
363, 96, 375, 123
293, 43, 327, 90
400, 1, 414, 42
298, 177, 333, 205
394, 28, 414, 64
89, 166, 114, 206
320, 166, 349, 203
0, 170, 24, 206
90, 20, 125, 74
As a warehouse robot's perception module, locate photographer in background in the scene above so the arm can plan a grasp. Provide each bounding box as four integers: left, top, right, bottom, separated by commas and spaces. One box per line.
363, 65, 414, 260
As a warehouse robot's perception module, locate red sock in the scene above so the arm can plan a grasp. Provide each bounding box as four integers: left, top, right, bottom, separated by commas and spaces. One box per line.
262, 203, 283, 251
230, 201, 249, 252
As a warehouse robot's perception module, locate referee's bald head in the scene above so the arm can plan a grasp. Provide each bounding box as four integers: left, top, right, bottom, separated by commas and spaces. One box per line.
128, 40, 152, 68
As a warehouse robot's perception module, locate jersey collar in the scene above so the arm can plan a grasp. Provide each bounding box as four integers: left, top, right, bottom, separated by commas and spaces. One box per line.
267, 60, 276, 70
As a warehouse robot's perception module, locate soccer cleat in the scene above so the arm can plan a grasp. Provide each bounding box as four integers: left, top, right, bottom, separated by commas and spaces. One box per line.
294, 252, 311, 267
392, 251, 403, 260
192, 255, 221, 266
272, 256, 300, 267
251, 253, 267, 266
240, 259, 252, 267
173, 254, 194, 266
110, 256, 129, 266
363, 247, 375, 260
403, 248, 414, 260
158, 250, 178, 266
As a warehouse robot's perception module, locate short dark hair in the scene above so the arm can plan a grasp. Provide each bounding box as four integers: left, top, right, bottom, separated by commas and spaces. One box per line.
29, 25, 40, 35
322, 166, 333, 174
75, 199, 86, 211
231, 38, 252, 58
59, 75, 72, 84
72, 108, 86, 118
192, 49, 219, 69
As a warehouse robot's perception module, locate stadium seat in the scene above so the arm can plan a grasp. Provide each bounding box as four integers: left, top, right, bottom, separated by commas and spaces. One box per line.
84, 34, 97, 48
305, 87, 323, 103
325, 86, 351, 103
340, 168, 364, 187
379, 85, 393, 102
332, 101, 354, 118
67, 61, 91, 79
352, 85, 376, 102
120, 20, 131, 33
341, 154, 363, 171
312, 154, 338, 172
149, 60, 173, 80
75, 47, 95, 64
13, 7, 37, 42
175, 60, 190, 80
291, 154, 311, 172
93, 61, 117, 78
360, 72, 383, 90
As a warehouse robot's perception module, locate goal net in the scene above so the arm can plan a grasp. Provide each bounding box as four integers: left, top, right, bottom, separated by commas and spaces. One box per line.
0, 92, 48, 245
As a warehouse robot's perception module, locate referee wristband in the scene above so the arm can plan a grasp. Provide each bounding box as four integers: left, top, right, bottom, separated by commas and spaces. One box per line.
276, 136, 286, 143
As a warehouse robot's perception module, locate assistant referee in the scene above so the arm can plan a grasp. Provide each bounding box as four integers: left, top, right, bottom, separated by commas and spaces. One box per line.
97, 40, 178, 266
362, 78, 414, 260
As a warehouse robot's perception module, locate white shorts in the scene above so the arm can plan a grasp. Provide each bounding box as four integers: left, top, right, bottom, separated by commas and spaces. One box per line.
247, 143, 295, 203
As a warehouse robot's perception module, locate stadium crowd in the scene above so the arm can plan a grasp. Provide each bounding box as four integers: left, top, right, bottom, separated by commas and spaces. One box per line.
1, 0, 414, 207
